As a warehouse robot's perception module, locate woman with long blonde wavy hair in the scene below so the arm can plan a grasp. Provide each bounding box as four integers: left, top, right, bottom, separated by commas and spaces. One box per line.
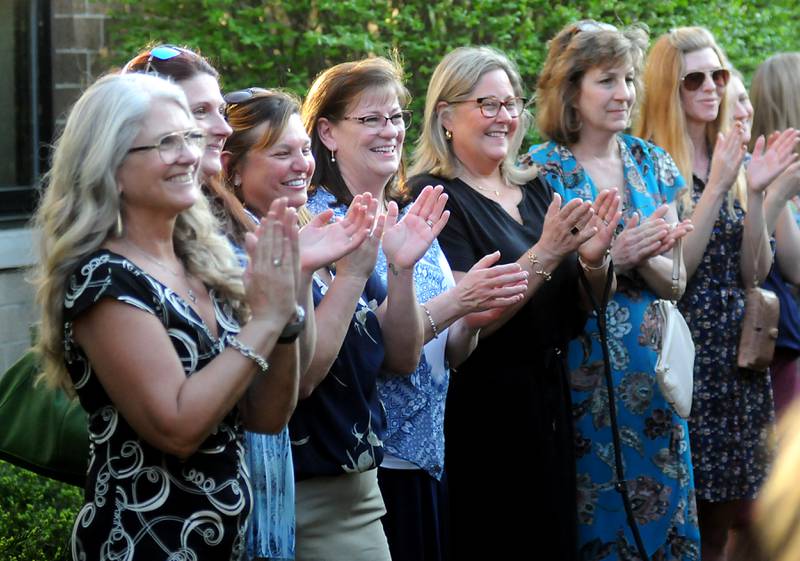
636, 27, 799, 560
33, 71, 300, 561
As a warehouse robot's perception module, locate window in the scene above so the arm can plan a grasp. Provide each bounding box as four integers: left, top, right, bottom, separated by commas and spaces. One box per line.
1, 0, 51, 227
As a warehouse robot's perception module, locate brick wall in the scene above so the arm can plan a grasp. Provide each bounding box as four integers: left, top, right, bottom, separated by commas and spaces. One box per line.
52, 0, 109, 123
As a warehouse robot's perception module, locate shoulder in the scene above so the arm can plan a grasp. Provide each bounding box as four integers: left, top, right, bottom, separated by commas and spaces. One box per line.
526, 141, 561, 166
621, 133, 672, 165
306, 186, 341, 215
407, 174, 459, 197
64, 250, 159, 321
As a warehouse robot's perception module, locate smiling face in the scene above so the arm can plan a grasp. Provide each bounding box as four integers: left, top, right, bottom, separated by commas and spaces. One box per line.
238, 113, 315, 214
576, 63, 636, 137
444, 68, 519, 174
116, 100, 201, 218
325, 87, 406, 193
178, 73, 232, 180
680, 47, 726, 126
728, 74, 753, 143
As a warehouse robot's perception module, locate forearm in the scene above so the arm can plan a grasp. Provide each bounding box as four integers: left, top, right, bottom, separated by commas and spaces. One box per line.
775, 206, 800, 284
242, 341, 299, 433
419, 290, 470, 344
741, 191, 773, 287
636, 253, 686, 300
302, 273, 367, 398
577, 256, 615, 311
297, 274, 316, 377
683, 187, 727, 279
381, 267, 424, 374
444, 318, 480, 368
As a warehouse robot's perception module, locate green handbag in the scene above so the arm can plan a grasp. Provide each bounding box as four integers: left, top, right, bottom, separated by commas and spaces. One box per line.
0, 350, 88, 487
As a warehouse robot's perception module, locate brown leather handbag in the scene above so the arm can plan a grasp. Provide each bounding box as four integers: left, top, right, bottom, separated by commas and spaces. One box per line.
737, 286, 780, 371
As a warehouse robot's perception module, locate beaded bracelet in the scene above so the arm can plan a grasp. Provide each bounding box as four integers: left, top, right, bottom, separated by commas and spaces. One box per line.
225, 334, 270, 374
527, 250, 552, 282
421, 303, 440, 339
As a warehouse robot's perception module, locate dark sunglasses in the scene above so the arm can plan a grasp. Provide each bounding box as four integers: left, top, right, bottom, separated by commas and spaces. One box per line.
223, 87, 271, 105
681, 68, 730, 91
122, 44, 193, 74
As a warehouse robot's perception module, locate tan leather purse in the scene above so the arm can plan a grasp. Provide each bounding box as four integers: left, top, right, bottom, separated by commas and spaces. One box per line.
737, 286, 780, 371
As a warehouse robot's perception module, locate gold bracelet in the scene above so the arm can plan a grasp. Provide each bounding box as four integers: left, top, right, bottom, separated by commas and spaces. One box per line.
527, 250, 552, 282
578, 250, 610, 271
225, 334, 270, 374
421, 303, 440, 339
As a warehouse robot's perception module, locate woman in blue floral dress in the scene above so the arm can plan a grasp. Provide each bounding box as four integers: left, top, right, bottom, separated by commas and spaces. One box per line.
529, 21, 699, 560
636, 28, 799, 560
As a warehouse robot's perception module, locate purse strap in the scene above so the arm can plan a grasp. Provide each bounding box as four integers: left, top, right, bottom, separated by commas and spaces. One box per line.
578, 260, 650, 561
670, 238, 682, 303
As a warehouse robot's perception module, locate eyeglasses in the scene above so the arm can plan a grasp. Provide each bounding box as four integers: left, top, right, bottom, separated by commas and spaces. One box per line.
451, 97, 528, 118
680, 68, 730, 91
123, 44, 195, 75
342, 110, 412, 130
128, 129, 206, 164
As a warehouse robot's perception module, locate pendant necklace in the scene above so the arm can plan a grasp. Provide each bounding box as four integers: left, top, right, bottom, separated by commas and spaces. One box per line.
122, 241, 198, 303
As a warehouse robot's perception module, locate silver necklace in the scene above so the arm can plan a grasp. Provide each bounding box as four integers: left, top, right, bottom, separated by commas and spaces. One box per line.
122, 241, 198, 303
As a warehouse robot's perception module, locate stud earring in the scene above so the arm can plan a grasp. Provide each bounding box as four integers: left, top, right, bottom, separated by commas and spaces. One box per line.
445, 129, 453, 140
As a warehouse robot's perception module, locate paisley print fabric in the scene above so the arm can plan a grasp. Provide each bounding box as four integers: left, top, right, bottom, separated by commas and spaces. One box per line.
63, 250, 251, 561
678, 176, 775, 502
529, 135, 700, 560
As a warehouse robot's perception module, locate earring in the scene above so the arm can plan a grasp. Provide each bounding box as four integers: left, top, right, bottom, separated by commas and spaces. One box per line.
115, 210, 123, 237
445, 129, 453, 140
331, 150, 336, 163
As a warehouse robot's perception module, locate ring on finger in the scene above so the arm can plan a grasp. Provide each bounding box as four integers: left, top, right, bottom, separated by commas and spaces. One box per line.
425, 219, 434, 228
570, 226, 581, 236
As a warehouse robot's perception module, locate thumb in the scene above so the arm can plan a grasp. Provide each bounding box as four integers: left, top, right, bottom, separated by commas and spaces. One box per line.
472, 250, 502, 270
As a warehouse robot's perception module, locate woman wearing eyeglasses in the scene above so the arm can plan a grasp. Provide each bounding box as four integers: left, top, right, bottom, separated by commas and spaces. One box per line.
124, 47, 310, 561
528, 21, 699, 560
33, 72, 299, 561
408, 46, 621, 560
636, 27, 799, 560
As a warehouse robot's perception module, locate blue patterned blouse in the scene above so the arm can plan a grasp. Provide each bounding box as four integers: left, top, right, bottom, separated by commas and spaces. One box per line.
305, 187, 454, 480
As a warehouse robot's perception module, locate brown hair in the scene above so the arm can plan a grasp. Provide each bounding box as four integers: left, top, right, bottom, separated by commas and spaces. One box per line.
301, 56, 411, 206
536, 21, 649, 145
750, 53, 800, 154
222, 89, 307, 244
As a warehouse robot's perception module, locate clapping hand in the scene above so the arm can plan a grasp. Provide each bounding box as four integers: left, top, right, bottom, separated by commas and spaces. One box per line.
610, 205, 692, 272
707, 124, 747, 195
537, 193, 596, 261
748, 128, 800, 193
299, 194, 372, 272
334, 194, 384, 279
382, 185, 450, 271
578, 189, 622, 266
243, 197, 298, 323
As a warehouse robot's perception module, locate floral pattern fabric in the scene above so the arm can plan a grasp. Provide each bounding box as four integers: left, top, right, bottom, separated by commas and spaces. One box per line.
677, 176, 775, 502
63, 250, 251, 561
529, 135, 700, 560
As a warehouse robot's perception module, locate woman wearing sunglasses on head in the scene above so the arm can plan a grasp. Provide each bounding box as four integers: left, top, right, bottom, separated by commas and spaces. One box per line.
33, 72, 299, 561
220, 86, 379, 561
123, 46, 314, 561
409, 46, 621, 560
636, 27, 799, 560
528, 21, 698, 560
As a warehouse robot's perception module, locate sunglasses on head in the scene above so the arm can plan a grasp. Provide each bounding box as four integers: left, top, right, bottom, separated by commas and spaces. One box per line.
122, 44, 194, 75
223, 87, 271, 105
681, 68, 730, 91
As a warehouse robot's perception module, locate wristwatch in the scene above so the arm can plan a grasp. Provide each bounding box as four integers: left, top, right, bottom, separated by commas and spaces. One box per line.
277, 304, 306, 344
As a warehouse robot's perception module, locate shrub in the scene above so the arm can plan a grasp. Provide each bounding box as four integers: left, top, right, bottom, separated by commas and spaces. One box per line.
0, 460, 82, 561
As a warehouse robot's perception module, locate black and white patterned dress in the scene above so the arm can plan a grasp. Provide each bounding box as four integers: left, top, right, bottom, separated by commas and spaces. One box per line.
63, 250, 251, 561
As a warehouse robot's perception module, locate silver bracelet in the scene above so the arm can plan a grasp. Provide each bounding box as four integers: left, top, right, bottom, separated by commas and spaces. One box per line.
578, 250, 611, 271
421, 303, 439, 339
225, 334, 269, 374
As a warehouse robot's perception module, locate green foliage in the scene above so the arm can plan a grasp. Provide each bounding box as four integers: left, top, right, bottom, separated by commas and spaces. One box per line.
0, 460, 82, 561
101, 0, 800, 142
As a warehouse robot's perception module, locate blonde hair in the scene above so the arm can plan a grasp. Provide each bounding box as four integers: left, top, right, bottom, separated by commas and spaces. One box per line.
537, 21, 649, 145
409, 46, 536, 186
302, 55, 410, 206
634, 27, 738, 217
33, 73, 246, 395
750, 53, 800, 154
756, 401, 800, 561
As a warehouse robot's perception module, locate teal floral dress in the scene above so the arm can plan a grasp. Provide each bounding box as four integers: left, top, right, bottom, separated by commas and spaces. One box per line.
528, 135, 700, 561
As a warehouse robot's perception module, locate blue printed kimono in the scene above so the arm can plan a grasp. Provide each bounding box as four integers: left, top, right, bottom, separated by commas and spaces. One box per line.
528, 134, 700, 561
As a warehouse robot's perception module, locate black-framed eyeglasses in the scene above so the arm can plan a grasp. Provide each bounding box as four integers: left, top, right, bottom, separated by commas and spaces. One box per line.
680, 68, 730, 91
342, 110, 412, 130
128, 129, 206, 164
450, 97, 527, 118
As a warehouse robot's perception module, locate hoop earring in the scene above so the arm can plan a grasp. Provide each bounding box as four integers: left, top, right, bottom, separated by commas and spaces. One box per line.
444, 129, 453, 140
331, 150, 336, 163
